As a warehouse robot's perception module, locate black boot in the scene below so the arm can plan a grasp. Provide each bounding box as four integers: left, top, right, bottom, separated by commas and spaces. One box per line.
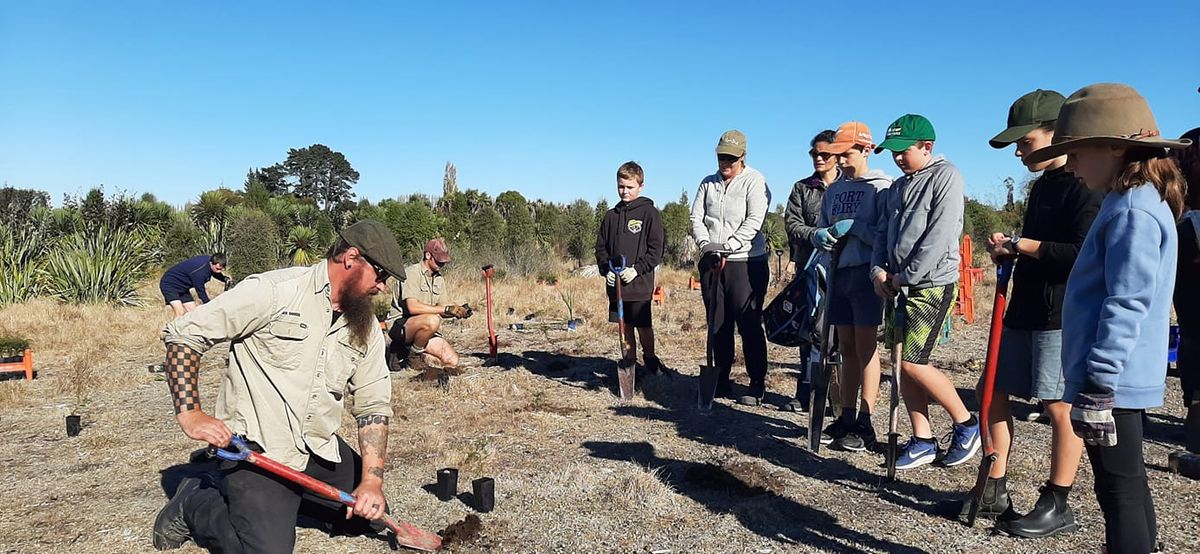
996, 484, 1078, 538
778, 376, 810, 412
953, 476, 1015, 522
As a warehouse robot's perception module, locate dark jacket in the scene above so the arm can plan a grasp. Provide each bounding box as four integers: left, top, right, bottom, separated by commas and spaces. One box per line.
1175, 214, 1200, 337
595, 196, 665, 301
159, 255, 227, 303
784, 170, 838, 264
1005, 167, 1104, 330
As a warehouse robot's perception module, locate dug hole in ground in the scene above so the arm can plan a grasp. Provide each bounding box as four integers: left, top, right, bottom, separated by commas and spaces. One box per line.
0, 265, 1197, 553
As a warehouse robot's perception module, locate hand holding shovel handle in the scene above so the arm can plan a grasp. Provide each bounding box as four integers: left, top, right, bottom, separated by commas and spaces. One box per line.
215, 435, 442, 552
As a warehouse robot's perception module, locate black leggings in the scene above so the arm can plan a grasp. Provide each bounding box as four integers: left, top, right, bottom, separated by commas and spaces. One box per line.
700, 257, 769, 385
1086, 409, 1157, 554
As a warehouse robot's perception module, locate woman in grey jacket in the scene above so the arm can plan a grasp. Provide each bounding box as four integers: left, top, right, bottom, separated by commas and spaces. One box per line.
691, 129, 773, 405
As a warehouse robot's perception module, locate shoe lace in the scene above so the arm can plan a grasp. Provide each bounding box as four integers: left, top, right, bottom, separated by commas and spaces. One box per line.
938, 430, 955, 450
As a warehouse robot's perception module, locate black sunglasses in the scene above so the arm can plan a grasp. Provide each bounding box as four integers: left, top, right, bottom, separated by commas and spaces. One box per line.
362, 255, 390, 283
809, 150, 836, 160
717, 154, 741, 163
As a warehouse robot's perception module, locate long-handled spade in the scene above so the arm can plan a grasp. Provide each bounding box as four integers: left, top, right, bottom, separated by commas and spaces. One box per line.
966, 259, 1014, 526
885, 288, 907, 481
482, 265, 498, 364
808, 248, 841, 452
608, 255, 635, 400
215, 435, 442, 552
697, 251, 728, 412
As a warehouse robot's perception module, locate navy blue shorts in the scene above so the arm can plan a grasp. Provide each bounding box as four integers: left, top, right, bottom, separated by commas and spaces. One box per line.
161, 287, 194, 305
826, 264, 883, 327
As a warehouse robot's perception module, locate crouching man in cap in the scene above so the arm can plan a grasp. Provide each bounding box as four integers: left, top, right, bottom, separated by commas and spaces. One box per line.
153, 219, 405, 553
387, 238, 471, 371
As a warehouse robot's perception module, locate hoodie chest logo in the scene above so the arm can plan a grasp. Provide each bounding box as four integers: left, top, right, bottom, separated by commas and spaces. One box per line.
626, 219, 643, 234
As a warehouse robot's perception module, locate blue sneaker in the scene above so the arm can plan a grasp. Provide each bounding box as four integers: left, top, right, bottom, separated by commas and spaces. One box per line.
941, 419, 982, 467
895, 437, 939, 470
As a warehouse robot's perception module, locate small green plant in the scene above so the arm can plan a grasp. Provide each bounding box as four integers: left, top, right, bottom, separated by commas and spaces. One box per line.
559, 288, 576, 322
374, 298, 391, 322
537, 271, 559, 285
0, 335, 30, 361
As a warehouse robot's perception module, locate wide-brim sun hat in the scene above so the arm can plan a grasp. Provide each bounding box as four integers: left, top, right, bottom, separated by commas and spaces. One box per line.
1024, 83, 1192, 164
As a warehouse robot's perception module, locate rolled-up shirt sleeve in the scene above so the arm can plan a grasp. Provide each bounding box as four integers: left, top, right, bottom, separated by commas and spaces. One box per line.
348, 331, 394, 419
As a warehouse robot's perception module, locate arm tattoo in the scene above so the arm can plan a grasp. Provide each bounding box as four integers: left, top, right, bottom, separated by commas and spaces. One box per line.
356, 415, 389, 475
165, 343, 203, 415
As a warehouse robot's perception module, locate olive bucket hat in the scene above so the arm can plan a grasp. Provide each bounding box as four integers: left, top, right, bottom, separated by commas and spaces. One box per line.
1025, 83, 1192, 164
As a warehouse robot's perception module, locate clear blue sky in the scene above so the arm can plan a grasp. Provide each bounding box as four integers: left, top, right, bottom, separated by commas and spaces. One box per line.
3, 1, 1198, 209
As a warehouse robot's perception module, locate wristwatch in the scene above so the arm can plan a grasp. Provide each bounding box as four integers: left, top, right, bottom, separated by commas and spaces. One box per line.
1008, 235, 1022, 254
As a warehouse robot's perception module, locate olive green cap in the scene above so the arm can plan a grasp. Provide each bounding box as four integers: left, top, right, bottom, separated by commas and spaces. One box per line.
989, 89, 1066, 149
338, 220, 406, 281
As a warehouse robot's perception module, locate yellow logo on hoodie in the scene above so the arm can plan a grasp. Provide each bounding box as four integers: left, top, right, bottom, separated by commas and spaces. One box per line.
627, 219, 643, 234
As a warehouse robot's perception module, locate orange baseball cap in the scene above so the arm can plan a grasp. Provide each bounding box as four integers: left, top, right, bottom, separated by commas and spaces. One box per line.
826, 121, 875, 154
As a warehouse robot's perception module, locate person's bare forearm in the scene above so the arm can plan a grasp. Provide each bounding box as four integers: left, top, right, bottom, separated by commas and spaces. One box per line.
356, 415, 389, 482
404, 298, 444, 316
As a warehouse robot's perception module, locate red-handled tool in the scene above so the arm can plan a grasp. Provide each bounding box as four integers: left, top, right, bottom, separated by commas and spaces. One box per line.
965, 259, 1014, 526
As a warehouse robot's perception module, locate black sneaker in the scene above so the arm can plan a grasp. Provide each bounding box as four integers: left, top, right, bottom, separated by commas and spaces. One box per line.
834, 420, 876, 452
153, 476, 204, 550
820, 418, 852, 446
737, 382, 766, 406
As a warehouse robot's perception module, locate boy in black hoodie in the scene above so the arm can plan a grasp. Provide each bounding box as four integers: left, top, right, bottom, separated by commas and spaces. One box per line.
596, 161, 667, 374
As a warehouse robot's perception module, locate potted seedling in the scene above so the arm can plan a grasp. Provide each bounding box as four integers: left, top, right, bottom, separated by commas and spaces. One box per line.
65, 353, 98, 437
0, 335, 29, 364
560, 289, 582, 330
375, 299, 391, 330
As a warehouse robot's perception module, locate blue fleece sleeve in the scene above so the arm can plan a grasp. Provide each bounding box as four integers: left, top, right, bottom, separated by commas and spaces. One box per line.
190, 265, 212, 303
1086, 209, 1163, 393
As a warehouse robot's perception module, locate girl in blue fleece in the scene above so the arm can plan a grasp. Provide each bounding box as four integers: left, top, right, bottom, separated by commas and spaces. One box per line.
1024, 83, 1191, 554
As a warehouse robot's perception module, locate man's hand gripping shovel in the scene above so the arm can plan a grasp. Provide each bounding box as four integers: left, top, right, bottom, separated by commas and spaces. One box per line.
214, 435, 442, 552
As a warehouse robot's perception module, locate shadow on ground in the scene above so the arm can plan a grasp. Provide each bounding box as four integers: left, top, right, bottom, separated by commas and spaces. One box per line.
584, 440, 929, 554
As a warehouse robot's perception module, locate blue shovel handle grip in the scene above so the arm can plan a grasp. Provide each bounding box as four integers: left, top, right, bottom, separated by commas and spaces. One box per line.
214, 434, 252, 462
607, 255, 627, 273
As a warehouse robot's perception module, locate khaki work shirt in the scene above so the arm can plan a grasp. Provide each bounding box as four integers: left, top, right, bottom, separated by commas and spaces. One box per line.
163, 261, 393, 470
391, 262, 444, 318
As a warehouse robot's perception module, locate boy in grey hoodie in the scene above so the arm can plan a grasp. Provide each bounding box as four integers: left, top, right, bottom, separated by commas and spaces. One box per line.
811, 121, 891, 452
691, 129, 772, 405
871, 114, 980, 470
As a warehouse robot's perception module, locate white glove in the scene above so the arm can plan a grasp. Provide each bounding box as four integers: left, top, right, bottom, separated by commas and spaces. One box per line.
620, 267, 638, 284
606, 271, 618, 287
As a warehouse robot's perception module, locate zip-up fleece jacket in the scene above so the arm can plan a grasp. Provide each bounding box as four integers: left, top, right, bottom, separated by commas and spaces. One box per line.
690, 165, 771, 261
818, 169, 892, 269
160, 255, 228, 303
871, 156, 964, 289
595, 196, 665, 302
1061, 184, 1177, 409
1004, 167, 1103, 331
784, 169, 840, 264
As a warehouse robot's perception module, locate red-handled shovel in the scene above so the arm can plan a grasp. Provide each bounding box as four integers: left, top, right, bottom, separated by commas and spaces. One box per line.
215, 435, 442, 552
965, 259, 1014, 526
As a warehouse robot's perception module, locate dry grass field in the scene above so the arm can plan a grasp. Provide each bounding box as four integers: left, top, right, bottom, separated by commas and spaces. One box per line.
1, 265, 1197, 553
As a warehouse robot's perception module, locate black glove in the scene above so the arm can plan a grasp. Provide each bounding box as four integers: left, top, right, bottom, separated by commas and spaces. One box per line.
699, 241, 727, 258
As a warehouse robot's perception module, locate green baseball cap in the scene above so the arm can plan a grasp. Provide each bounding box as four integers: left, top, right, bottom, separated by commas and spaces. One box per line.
716, 129, 747, 157
338, 219, 407, 281
874, 114, 937, 154
989, 89, 1066, 149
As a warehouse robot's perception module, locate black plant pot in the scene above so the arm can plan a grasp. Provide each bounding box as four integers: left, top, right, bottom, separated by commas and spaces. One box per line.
66, 415, 82, 437
436, 468, 458, 501
472, 477, 495, 513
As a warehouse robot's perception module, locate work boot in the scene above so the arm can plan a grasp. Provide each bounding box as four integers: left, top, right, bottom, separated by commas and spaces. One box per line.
952, 476, 1015, 523
737, 381, 766, 406
153, 476, 204, 550
996, 484, 1078, 538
